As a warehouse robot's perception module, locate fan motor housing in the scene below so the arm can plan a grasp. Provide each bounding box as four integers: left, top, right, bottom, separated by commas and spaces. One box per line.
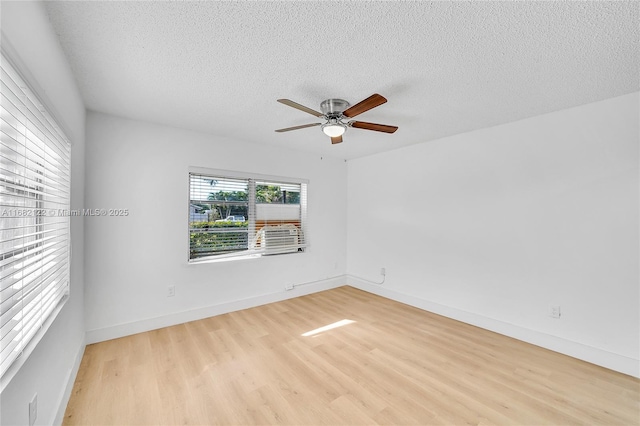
321, 99, 350, 116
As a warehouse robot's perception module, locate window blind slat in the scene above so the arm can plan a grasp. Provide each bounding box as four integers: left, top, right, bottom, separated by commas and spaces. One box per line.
0, 271, 66, 343
1, 272, 66, 345
1, 262, 66, 330
1, 67, 69, 151
1, 244, 68, 288
1, 262, 67, 318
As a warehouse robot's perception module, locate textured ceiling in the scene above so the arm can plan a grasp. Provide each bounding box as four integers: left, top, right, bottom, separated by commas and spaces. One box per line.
45, 1, 639, 160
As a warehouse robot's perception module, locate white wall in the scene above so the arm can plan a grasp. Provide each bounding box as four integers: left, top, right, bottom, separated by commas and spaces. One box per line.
0, 2, 86, 425
84, 112, 347, 341
347, 93, 639, 377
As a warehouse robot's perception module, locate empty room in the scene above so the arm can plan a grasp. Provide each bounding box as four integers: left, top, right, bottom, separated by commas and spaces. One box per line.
1, 1, 638, 425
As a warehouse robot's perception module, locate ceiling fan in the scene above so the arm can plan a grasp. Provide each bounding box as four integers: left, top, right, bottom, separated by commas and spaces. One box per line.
275, 94, 398, 144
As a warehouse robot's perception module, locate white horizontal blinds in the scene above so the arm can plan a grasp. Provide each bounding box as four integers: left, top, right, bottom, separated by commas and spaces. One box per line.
254, 180, 306, 255
189, 173, 249, 259
0, 52, 71, 378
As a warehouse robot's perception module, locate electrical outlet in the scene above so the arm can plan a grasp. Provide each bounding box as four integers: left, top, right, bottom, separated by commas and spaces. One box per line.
285, 284, 294, 291
167, 285, 175, 297
548, 305, 561, 318
29, 394, 37, 426
380, 267, 386, 276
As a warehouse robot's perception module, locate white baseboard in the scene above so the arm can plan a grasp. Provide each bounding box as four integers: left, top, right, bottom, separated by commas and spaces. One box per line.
85, 275, 346, 344
347, 275, 640, 378
54, 339, 86, 426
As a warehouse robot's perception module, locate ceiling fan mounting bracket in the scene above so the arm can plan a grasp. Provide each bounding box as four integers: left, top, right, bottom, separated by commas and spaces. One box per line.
320, 99, 350, 116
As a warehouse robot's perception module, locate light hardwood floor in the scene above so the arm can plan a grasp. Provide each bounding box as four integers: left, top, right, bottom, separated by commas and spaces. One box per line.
64, 286, 639, 425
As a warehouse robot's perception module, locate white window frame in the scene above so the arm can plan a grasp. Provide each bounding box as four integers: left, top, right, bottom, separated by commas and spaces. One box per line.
0, 50, 72, 386
188, 167, 308, 263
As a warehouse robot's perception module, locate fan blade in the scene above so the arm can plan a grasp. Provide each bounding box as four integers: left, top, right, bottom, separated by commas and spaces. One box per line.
342, 94, 387, 118
277, 99, 324, 117
331, 135, 343, 144
275, 123, 321, 132
349, 121, 398, 133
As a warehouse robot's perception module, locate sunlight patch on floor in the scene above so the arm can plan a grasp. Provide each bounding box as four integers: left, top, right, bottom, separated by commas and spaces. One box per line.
301, 319, 355, 337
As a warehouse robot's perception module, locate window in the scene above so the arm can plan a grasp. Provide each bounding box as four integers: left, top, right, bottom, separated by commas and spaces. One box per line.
189, 170, 307, 261
0, 52, 71, 379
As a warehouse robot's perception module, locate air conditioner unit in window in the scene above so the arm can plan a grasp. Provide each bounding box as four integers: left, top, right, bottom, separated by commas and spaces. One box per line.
258, 224, 300, 255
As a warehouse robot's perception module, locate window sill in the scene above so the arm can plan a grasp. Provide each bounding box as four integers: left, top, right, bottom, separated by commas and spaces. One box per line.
189, 253, 263, 264
189, 248, 306, 265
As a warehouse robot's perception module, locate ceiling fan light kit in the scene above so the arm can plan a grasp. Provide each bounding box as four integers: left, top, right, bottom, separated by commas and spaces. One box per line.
276, 94, 398, 144
321, 123, 346, 137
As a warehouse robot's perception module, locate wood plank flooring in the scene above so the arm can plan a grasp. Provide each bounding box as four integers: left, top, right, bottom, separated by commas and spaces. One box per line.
64, 286, 639, 425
